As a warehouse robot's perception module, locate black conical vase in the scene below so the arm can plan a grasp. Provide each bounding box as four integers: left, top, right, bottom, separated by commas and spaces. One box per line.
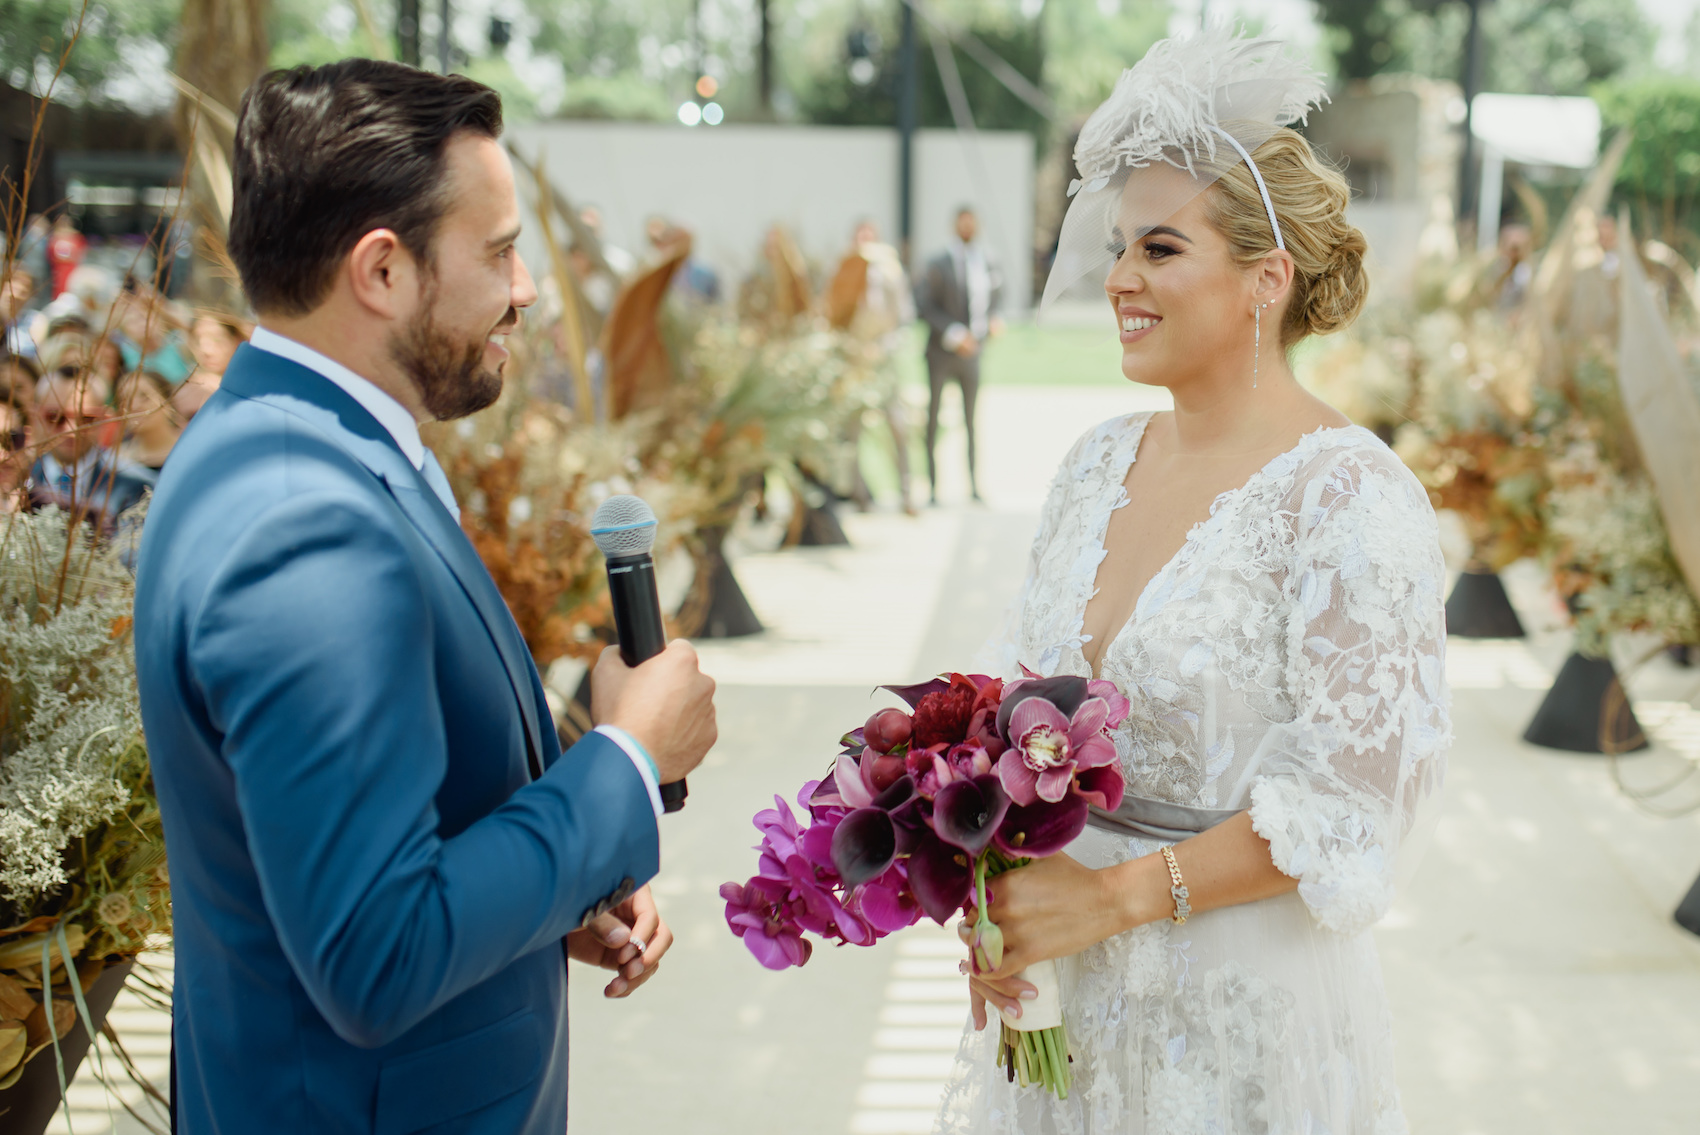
1, 959, 135, 1135
1676, 871, 1700, 938
795, 501, 849, 547
1523, 651, 1649, 754
1445, 569, 1526, 638
685, 526, 763, 639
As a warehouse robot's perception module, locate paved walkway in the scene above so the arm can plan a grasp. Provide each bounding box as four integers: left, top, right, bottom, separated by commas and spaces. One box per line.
44, 385, 1700, 1133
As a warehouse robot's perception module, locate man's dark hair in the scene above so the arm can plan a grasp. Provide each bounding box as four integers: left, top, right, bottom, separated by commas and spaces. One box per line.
229, 60, 503, 316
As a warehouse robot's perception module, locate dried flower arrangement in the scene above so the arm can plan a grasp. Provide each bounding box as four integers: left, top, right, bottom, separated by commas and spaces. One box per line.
0, 508, 169, 1091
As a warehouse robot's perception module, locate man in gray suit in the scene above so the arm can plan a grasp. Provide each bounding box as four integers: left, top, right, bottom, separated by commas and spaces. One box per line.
916, 206, 1001, 504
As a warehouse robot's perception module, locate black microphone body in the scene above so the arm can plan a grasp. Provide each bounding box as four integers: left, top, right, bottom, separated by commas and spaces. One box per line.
603, 551, 687, 813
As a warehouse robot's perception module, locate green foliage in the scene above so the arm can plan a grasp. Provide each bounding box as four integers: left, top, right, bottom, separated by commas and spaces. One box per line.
790, 9, 1048, 144
0, 0, 179, 106
268, 0, 388, 71
1316, 0, 1653, 94
1596, 74, 1700, 252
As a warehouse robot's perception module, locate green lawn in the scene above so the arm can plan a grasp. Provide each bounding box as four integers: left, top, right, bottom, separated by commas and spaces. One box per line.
894, 323, 1129, 388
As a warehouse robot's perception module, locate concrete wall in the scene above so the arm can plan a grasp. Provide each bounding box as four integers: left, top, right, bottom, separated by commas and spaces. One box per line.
506, 122, 1035, 312
1307, 75, 1462, 302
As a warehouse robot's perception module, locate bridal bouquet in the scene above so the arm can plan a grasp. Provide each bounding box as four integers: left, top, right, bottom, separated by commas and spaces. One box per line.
721, 671, 1129, 1098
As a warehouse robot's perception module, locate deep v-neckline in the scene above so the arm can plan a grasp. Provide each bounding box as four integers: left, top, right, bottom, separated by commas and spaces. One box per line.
1080, 414, 1363, 679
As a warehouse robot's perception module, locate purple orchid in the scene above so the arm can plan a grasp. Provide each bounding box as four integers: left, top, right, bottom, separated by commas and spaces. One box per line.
720, 878, 812, 969
996, 692, 1118, 805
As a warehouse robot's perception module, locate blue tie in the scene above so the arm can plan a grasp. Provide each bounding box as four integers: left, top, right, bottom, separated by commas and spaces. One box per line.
417, 449, 461, 522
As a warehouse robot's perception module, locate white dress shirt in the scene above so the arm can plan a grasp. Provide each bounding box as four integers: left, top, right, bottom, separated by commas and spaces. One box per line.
248, 326, 664, 818
943, 238, 993, 350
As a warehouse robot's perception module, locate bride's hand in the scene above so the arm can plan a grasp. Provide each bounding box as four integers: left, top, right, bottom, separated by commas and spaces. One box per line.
969, 853, 1136, 983
967, 972, 1036, 1030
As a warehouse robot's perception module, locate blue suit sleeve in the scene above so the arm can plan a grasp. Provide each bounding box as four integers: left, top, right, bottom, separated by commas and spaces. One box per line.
188, 490, 659, 1048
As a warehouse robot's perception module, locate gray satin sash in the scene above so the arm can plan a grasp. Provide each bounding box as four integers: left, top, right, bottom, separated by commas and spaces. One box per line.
1087, 795, 1243, 842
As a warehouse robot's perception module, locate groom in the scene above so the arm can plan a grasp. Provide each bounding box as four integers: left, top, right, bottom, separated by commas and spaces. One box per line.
133, 60, 717, 1133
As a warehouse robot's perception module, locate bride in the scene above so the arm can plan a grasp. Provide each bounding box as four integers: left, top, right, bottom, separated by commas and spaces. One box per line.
936, 29, 1449, 1135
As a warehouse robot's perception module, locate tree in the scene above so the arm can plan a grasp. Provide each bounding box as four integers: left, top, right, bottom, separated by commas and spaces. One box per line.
0, 0, 180, 106
1316, 0, 1654, 96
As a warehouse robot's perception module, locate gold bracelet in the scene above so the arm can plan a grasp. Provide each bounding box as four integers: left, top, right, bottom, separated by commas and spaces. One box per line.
1160, 845, 1191, 925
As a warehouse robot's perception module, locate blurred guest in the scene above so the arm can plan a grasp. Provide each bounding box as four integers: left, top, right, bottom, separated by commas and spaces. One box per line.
2, 265, 37, 358
176, 312, 249, 420
915, 205, 1002, 504
17, 215, 52, 308
30, 370, 155, 531
838, 220, 916, 514
1487, 223, 1533, 311
90, 335, 125, 386
46, 214, 88, 298
0, 357, 34, 511
37, 332, 90, 381
0, 352, 40, 414
42, 263, 117, 328
115, 284, 192, 385
116, 369, 182, 472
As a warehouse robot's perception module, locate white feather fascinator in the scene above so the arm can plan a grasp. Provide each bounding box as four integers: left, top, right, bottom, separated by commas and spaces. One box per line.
1042, 27, 1328, 310
1073, 27, 1326, 184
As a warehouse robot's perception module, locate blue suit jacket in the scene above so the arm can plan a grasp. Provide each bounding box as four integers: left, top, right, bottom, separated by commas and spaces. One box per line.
134, 344, 658, 1134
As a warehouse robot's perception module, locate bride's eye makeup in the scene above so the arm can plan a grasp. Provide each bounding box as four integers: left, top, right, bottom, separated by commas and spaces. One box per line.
1142, 240, 1182, 260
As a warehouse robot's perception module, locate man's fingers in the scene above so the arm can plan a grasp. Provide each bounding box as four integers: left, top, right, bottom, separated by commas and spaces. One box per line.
586, 911, 631, 950
605, 960, 660, 999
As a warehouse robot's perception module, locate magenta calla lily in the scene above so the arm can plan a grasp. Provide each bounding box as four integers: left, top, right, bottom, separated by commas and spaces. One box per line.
994, 793, 1091, 857
933, 774, 1010, 856
722, 668, 1128, 974
907, 831, 974, 923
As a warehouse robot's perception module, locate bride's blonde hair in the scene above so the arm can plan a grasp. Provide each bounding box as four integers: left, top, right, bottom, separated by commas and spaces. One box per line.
1206, 127, 1368, 346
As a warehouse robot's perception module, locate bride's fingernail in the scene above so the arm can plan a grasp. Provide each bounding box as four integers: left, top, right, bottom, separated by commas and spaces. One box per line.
959, 960, 969, 975
1019, 989, 1038, 1000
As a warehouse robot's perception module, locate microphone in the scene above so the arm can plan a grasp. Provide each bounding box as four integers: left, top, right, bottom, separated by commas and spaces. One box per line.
590, 495, 686, 813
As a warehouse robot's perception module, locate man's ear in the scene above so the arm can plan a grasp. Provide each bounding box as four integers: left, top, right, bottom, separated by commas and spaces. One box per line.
345, 229, 420, 321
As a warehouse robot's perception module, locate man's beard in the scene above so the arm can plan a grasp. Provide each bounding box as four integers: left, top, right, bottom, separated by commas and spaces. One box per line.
388, 290, 512, 422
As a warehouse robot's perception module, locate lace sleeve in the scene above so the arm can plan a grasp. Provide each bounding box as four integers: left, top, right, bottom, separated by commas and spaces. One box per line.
1247, 448, 1451, 935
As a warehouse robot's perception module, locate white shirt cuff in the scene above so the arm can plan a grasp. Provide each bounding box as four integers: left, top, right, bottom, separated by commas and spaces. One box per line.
594, 724, 665, 819
942, 323, 970, 351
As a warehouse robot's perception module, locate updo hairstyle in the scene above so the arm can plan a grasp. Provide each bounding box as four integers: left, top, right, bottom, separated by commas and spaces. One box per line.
1205, 128, 1368, 346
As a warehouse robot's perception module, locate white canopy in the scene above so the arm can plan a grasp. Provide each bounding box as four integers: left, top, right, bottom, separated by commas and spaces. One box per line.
1471, 93, 1601, 170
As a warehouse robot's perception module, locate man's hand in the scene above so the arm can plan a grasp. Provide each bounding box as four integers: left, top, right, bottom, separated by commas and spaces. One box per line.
565, 884, 673, 998
591, 640, 717, 785
953, 336, 980, 358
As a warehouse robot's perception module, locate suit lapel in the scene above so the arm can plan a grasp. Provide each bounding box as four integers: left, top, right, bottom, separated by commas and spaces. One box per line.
384, 473, 546, 781
220, 347, 546, 780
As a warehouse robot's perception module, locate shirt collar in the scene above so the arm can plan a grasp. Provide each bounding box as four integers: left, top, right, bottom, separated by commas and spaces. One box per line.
248, 326, 425, 470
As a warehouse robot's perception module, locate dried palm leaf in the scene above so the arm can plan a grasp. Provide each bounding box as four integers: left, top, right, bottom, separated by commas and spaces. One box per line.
823, 252, 869, 330
1616, 211, 1700, 603
603, 238, 689, 419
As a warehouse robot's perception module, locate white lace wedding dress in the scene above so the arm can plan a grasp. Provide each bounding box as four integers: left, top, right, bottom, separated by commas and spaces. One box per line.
935, 411, 1450, 1135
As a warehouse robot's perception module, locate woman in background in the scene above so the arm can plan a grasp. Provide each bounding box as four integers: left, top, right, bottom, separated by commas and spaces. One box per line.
175, 312, 249, 421
116, 369, 183, 472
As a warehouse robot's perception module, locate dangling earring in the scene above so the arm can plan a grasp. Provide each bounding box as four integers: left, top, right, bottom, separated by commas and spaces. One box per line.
1253, 301, 1271, 389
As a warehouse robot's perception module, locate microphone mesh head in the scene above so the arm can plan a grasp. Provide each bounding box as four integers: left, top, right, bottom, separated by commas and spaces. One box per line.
590, 495, 658, 557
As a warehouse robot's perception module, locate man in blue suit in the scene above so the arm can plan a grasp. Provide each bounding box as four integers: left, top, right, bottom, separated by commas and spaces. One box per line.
134, 60, 718, 1134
